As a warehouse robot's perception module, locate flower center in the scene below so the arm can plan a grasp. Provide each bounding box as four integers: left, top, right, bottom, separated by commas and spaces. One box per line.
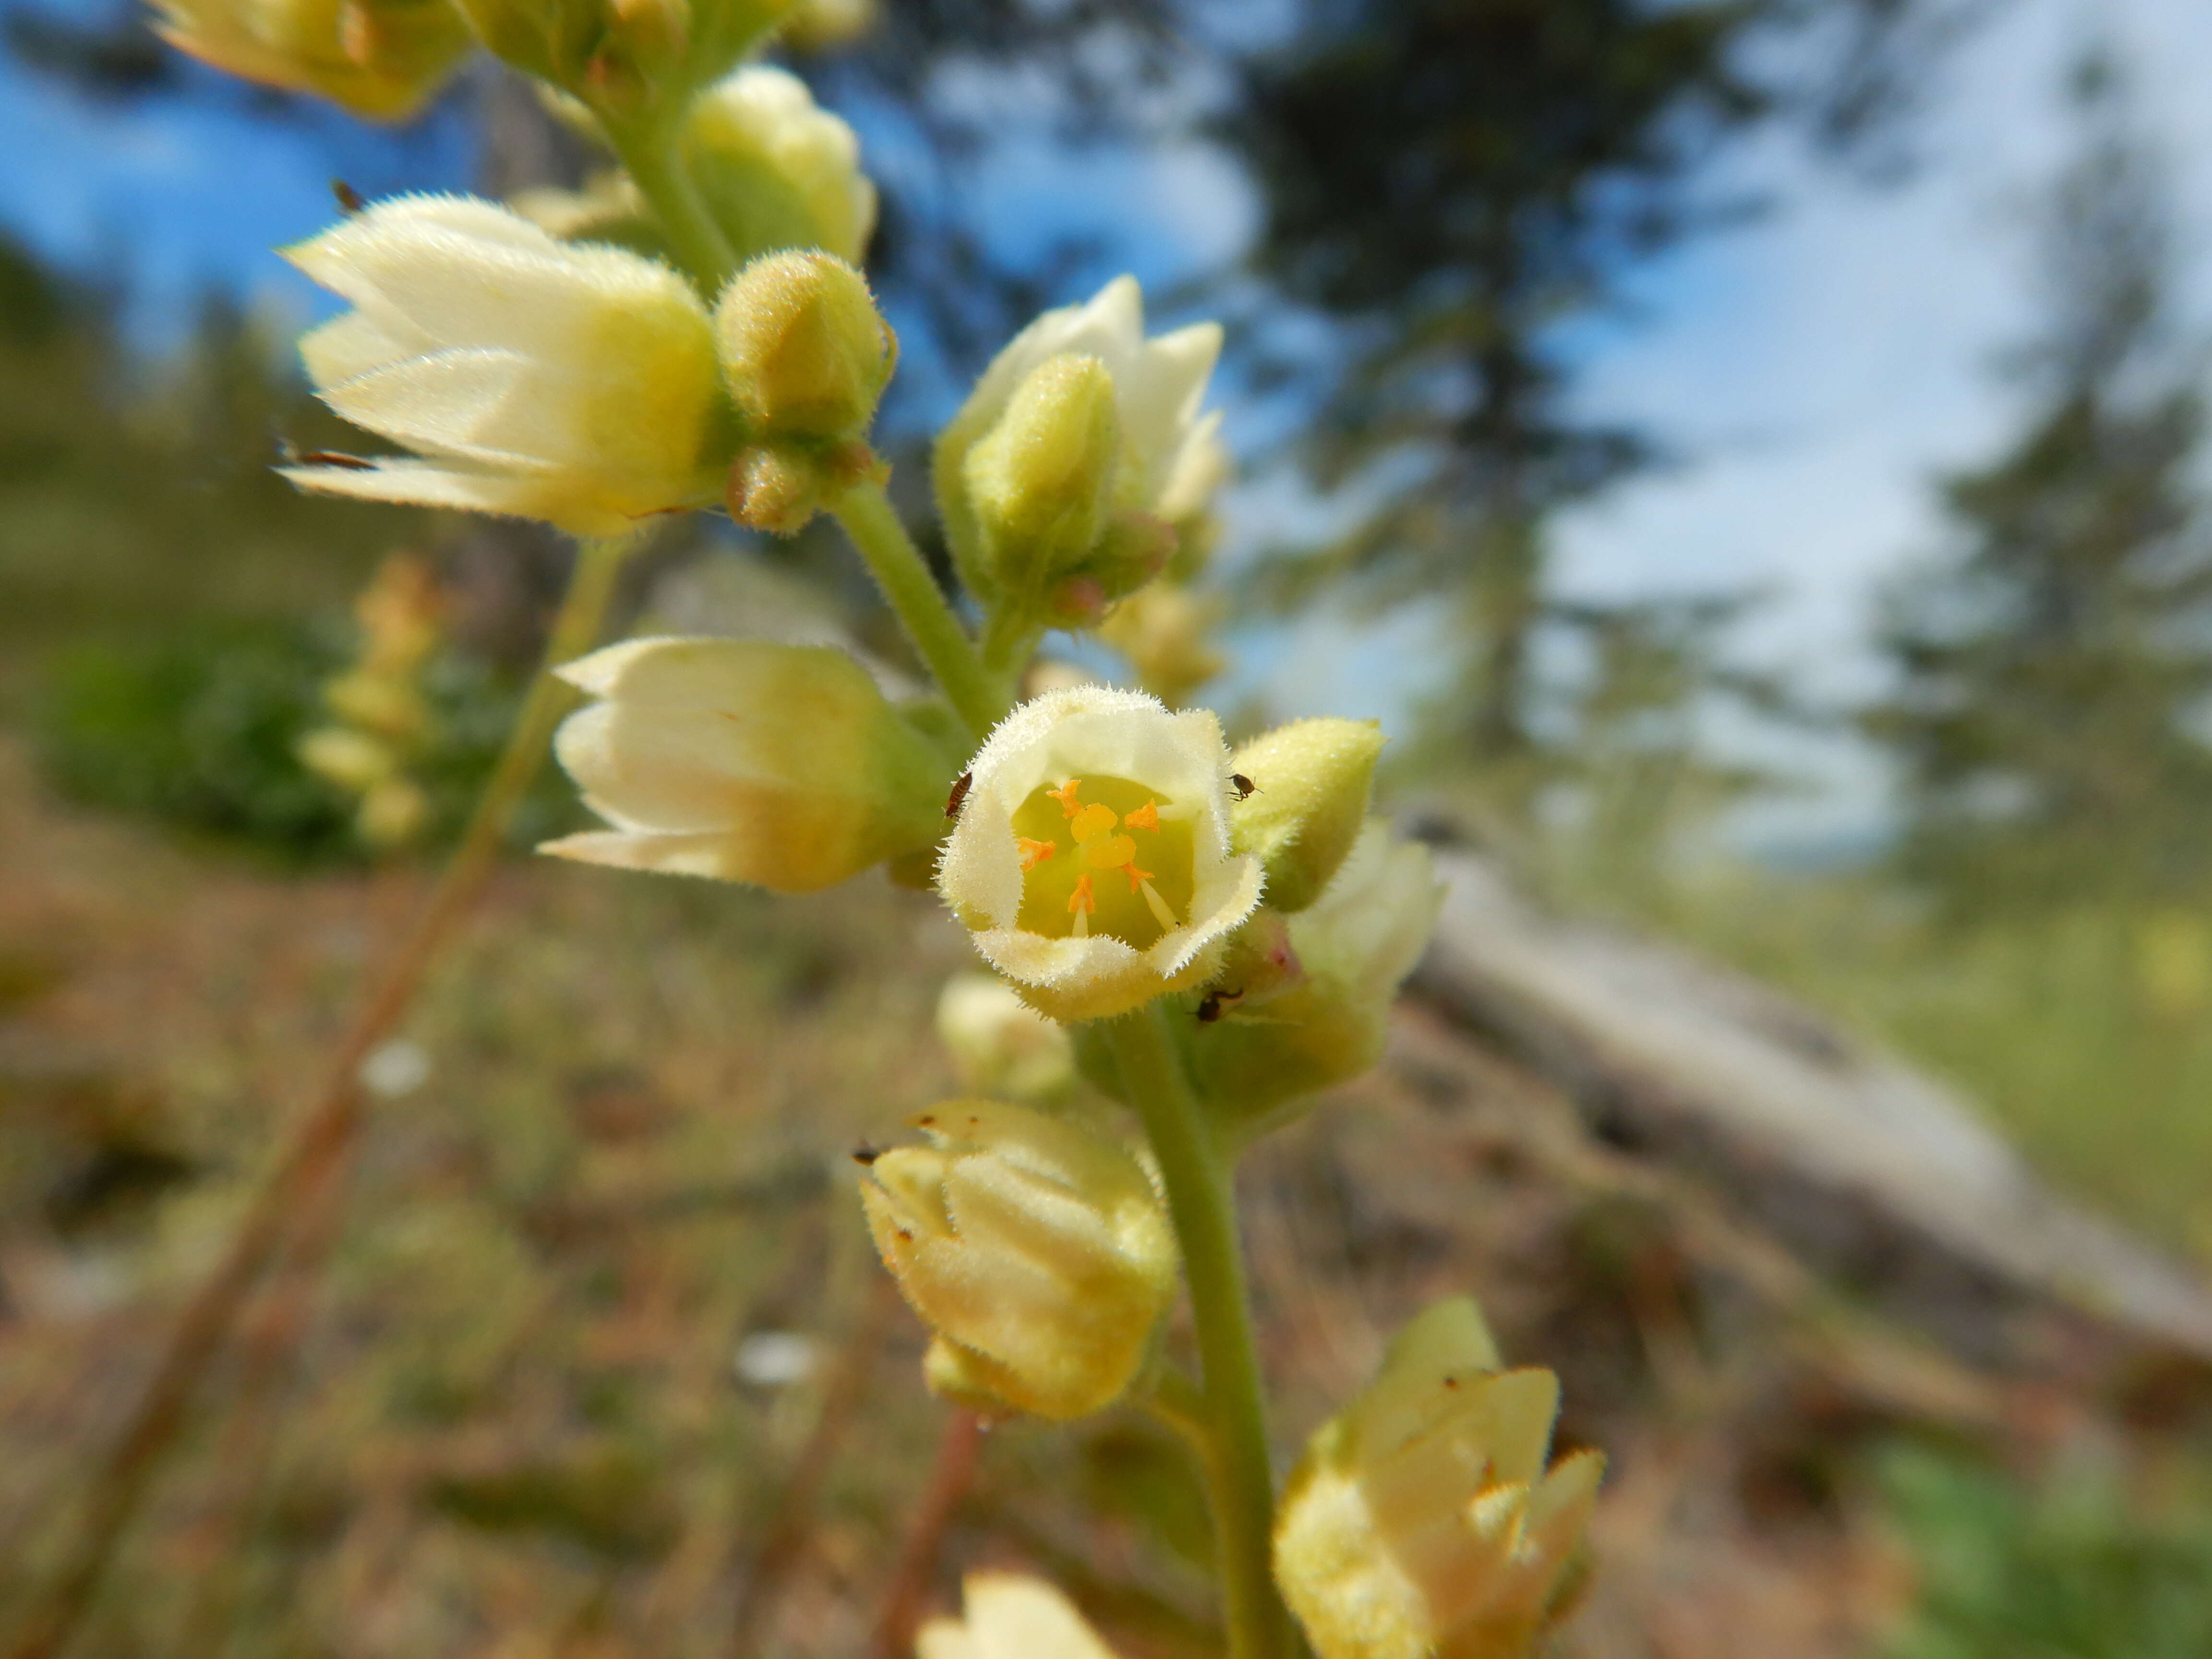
1011, 774, 1194, 949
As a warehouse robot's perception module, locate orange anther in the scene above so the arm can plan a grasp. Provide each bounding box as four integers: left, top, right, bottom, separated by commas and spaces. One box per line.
1017, 837, 1057, 871
1068, 873, 1096, 915
1047, 779, 1085, 817
1125, 799, 1160, 831
1121, 862, 1154, 893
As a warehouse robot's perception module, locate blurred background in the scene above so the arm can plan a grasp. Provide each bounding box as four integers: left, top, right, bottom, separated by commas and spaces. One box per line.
3, 1, 2212, 1655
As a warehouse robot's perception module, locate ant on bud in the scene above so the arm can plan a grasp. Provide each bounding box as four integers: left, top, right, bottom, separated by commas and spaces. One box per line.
1229, 773, 1258, 801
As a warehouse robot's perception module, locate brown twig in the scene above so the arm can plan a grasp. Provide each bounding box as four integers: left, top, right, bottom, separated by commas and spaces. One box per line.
867, 1408, 985, 1659
726, 1273, 900, 1658
4, 534, 633, 1659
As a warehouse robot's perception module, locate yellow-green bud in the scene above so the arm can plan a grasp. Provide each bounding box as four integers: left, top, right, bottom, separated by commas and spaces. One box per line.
859, 1100, 1176, 1420
966, 353, 1119, 566
154, 0, 473, 121
936, 974, 1077, 1103
685, 65, 878, 264
1185, 820, 1442, 1130
714, 251, 893, 530
541, 636, 947, 891
298, 725, 399, 793
917, 1573, 1123, 1659
1274, 1298, 1603, 1659
1230, 717, 1386, 912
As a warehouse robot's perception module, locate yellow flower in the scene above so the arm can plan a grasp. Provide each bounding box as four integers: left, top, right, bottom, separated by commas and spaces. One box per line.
937, 685, 1264, 1022
917, 1573, 1122, 1659
153, 0, 471, 120
860, 1100, 1175, 1420
1274, 1298, 1603, 1659
282, 195, 732, 535
542, 636, 947, 891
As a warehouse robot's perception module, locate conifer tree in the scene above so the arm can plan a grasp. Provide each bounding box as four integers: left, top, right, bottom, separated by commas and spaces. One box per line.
1868, 55, 2212, 914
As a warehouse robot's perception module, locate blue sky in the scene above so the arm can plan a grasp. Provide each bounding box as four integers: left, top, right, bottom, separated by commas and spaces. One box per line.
7, 0, 2210, 846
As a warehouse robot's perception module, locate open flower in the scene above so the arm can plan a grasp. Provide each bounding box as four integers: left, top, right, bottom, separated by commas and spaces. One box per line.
1274, 1298, 1603, 1659
154, 0, 472, 120
282, 195, 733, 536
936, 276, 1224, 610
860, 1101, 1175, 1420
917, 1573, 1121, 1659
937, 685, 1264, 1022
541, 636, 947, 891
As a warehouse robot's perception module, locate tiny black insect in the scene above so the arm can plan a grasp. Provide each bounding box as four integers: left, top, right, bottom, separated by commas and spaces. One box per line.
944, 770, 974, 820
1229, 773, 1258, 801
331, 179, 366, 214
1196, 987, 1245, 1023
850, 1142, 882, 1166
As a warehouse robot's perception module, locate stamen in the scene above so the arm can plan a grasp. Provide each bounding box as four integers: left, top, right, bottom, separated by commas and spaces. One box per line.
1138, 878, 1178, 932
1047, 778, 1085, 817
1125, 799, 1160, 832
1069, 873, 1096, 916
1017, 837, 1057, 871
1121, 861, 1155, 893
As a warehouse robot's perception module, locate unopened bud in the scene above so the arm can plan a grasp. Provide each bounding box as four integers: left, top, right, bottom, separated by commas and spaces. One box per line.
966, 353, 1119, 561
685, 65, 878, 265
936, 973, 1076, 1103
1185, 820, 1442, 1130
456, 0, 793, 116
1230, 717, 1386, 912
1274, 1298, 1603, 1659
155, 0, 473, 121
859, 1100, 1176, 1420
717, 250, 893, 441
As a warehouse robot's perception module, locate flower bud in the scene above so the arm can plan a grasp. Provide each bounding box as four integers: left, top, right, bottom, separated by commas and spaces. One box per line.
685, 65, 877, 264
1230, 717, 1386, 913
281, 195, 733, 536
154, 0, 472, 120
1185, 821, 1442, 1129
299, 725, 399, 793
937, 277, 1221, 617
937, 974, 1077, 1103
965, 354, 1119, 564
454, 0, 793, 117
541, 636, 948, 891
917, 1573, 1122, 1659
1274, 1298, 1604, 1659
715, 250, 895, 530
779, 0, 874, 52
859, 1101, 1176, 1421
936, 686, 1264, 1022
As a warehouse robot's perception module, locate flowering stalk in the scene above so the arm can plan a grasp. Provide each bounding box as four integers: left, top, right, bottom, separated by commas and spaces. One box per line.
831, 476, 1009, 741
6, 533, 634, 1659
601, 110, 741, 292
1104, 1003, 1294, 1659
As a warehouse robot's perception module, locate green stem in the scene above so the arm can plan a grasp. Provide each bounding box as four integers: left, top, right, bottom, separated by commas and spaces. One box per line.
603, 115, 738, 294
1108, 1004, 1292, 1659
831, 479, 1006, 741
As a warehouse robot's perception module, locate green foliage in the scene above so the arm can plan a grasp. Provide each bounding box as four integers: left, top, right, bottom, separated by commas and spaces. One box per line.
34, 621, 575, 865
35, 624, 356, 862
1879, 1444, 2212, 1659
